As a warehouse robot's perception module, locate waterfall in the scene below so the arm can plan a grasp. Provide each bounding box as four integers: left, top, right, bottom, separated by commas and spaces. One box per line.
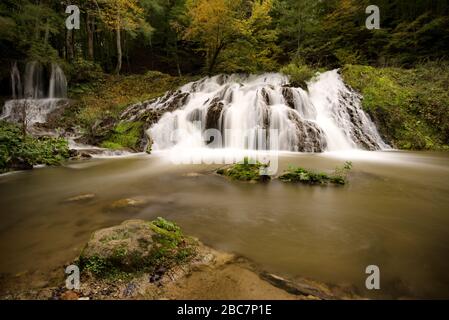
1, 61, 69, 125
24, 61, 45, 99
143, 70, 388, 153
49, 63, 68, 98
11, 62, 22, 99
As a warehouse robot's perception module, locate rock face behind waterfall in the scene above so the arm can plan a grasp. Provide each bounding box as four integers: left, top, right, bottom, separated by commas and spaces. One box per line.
120, 70, 388, 153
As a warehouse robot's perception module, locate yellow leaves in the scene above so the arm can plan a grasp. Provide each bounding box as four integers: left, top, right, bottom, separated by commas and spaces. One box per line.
97, 0, 144, 31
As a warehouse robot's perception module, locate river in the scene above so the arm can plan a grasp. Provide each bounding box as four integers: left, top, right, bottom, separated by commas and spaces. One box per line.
0, 150, 448, 299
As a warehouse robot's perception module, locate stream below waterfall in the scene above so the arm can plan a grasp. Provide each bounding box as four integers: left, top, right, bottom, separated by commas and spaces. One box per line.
0, 150, 448, 299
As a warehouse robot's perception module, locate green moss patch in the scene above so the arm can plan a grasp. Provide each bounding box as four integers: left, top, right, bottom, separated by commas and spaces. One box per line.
216, 157, 271, 182
79, 218, 197, 279
100, 121, 144, 151
342, 63, 449, 150
279, 161, 353, 185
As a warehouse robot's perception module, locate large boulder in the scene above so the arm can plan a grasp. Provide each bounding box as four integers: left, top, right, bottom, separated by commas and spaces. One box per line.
79, 218, 196, 277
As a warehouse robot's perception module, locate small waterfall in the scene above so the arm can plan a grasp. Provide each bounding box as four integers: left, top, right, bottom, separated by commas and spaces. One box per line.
1, 61, 69, 125
49, 63, 67, 98
11, 62, 22, 99
139, 70, 388, 153
24, 61, 45, 99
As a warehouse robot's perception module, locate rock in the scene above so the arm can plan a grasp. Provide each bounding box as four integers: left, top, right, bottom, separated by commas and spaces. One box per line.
205, 97, 224, 130
69, 149, 93, 160
79, 218, 196, 276
259, 273, 336, 300
182, 172, 203, 178
61, 290, 79, 300
287, 110, 327, 152
65, 193, 96, 203
108, 198, 146, 210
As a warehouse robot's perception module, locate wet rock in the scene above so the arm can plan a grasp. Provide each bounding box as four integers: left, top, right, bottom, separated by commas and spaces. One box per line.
65, 193, 96, 203
260, 273, 335, 300
69, 149, 93, 160
108, 198, 147, 210
282, 87, 295, 109
61, 290, 79, 300
182, 172, 203, 178
9, 158, 33, 171
287, 110, 327, 152
205, 98, 224, 130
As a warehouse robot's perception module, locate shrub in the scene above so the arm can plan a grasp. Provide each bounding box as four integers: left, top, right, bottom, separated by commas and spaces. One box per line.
0, 121, 70, 173
279, 161, 352, 185
280, 61, 316, 89
216, 157, 270, 182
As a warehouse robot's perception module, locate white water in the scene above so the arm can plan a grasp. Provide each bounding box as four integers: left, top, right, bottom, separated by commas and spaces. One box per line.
1, 61, 68, 125
24, 61, 45, 99
147, 70, 388, 153
49, 63, 67, 98
11, 62, 22, 100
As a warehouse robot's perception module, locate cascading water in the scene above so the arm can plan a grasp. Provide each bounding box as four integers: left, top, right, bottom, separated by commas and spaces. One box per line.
24, 61, 45, 99
138, 70, 388, 153
49, 63, 68, 98
11, 62, 22, 100
1, 61, 68, 125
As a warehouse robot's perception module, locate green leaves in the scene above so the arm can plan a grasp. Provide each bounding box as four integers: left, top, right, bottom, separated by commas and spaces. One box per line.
0, 121, 69, 173
279, 161, 353, 185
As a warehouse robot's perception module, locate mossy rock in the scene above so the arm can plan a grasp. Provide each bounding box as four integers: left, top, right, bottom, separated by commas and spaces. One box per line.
79, 218, 196, 278
279, 162, 352, 185
100, 121, 144, 151
216, 157, 271, 182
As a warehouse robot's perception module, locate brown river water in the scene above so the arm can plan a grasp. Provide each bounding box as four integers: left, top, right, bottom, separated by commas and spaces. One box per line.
0, 150, 448, 299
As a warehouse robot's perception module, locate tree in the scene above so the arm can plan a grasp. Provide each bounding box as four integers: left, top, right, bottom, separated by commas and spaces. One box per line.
97, 0, 147, 74
183, 0, 244, 74
218, 0, 279, 73
183, 0, 279, 74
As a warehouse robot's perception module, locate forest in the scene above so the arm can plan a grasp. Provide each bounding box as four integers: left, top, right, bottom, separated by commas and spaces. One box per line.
0, 0, 448, 80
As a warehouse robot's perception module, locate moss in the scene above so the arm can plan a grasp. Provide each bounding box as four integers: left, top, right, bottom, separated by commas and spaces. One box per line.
65, 72, 198, 137
100, 121, 143, 151
0, 121, 70, 173
279, 162, 352, 185
342, 64, 449, 150
80, 218, 197, 279
280, 61, 317, 89
216, 157, 271, 182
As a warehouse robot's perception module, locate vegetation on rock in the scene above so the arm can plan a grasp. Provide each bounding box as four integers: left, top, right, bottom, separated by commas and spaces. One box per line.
100, 121, 144, 151
61, 71, 196, 147
280, 59, 317, 89
342, 64, 449, 150
0, 121, 69, 173
216, 157, 271, 182
279, 161, 353, 185
79, 218, 197, 279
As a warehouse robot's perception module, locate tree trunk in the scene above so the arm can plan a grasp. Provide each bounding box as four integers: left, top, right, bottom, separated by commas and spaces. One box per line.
66, 29, 74, 61
207, 43, 225, 76
115, 27, 122, 74
86, 13, 95, 60
174, 40, 182, 77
